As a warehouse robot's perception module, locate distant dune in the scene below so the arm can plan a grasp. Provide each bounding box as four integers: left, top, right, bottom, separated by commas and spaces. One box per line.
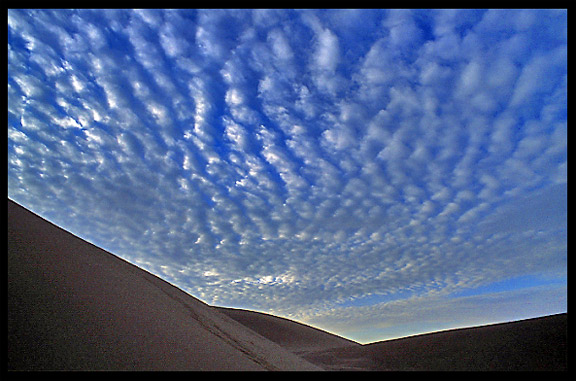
301, 313, 568, 371
217, 307, 359, 353
8, 199, 568, 371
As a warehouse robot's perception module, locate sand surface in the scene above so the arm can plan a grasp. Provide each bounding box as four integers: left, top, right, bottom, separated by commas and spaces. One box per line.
300, 314, 568, 371
219, 307, 568, 371
8, 199, 568, 371
217, 307, 359, 354
8, 199, 321, 371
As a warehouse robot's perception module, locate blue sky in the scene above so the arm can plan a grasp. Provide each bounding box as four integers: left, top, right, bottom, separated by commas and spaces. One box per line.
8, 9, 567, 343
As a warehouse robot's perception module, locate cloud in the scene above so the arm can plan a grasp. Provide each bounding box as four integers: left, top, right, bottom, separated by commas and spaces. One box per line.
478, 184, 566, 237
8, 9, 567, 339
509, 46, 567, 109
314, 28, 340, 72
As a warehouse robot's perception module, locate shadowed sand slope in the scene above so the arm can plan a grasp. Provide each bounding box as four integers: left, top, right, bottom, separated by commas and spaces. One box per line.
301, 314, 568, 371
216, 307, 359, 353
8, 200, 321, 371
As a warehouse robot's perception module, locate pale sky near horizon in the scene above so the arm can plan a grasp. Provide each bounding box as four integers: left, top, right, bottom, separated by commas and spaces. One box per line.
8, 9, 566, 343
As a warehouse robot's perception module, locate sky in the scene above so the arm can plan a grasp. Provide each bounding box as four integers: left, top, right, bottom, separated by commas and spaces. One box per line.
7, 9, 567, 343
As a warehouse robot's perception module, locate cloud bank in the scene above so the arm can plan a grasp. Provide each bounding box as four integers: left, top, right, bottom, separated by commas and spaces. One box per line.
8, 9, 566, 342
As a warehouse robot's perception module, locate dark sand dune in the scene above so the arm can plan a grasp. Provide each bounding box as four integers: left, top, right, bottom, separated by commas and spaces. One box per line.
217, 307, 359, 353
8, 199, 321, 371
218, 308, 568, 371
8, 199, 568, 371
216, 308, 368, 370
301, 314, 568, 371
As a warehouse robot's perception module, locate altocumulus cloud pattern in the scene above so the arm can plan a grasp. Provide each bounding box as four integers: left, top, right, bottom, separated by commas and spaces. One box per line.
8, 9, 566, 342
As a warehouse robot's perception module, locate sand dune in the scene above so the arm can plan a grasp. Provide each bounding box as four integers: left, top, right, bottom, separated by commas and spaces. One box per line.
301, 314, 568, 371
8, 199, 321, 371
217, 307, 359, 353
219, 307, 568, 371
8, 199, 568, 371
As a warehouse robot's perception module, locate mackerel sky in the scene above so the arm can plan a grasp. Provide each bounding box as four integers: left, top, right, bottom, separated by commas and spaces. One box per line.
8, 9, 567, 343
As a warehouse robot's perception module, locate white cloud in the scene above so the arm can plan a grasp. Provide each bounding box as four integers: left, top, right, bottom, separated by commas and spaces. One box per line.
510, 46, 567, 108
159, 23, 190, 58
315, 28, 340, 71
384, 9, 423, 52
268, 28, 294, 62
